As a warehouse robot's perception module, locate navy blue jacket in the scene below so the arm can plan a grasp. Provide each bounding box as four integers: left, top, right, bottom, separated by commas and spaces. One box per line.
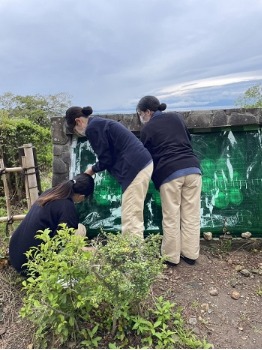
86, 117, 152, 192
9, 197, 78, 274
140, 111, 200, 190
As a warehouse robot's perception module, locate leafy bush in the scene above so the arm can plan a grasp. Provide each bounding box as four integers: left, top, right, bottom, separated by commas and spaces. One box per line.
20, 227, 212, 349
0, 116, 52, 200
20, 225, 96, 348
0, 116, 52, 170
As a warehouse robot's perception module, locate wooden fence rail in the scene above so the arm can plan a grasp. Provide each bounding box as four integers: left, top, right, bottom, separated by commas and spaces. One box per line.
0, 143, 39, 231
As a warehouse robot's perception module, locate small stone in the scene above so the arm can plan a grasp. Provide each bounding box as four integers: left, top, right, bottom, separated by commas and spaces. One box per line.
230, 279, 238, 288
209, 287, 219, 296
231, 290, 240, 300
240, 269, 251, 277
203, 232, 212, 240
188, 316, 197, 325
241, 231, 252, 239
235, 265, 244, 272
192, 326, 200, 335
201, 303, 209, 312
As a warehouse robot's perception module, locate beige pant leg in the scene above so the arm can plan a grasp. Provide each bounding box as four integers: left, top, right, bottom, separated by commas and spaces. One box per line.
180, 174, 202, 260
160, 174, 202, 263
121, 162, 153, 238
160, 178, 182, 264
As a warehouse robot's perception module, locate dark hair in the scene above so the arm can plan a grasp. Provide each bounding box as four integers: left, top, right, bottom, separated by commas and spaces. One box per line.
36, 173, 94, 206
136, 96, 167, 113
65, 106, 93, 132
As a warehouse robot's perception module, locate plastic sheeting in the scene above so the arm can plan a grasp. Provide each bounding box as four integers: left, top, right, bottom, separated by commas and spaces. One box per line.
73, 129, 262, 237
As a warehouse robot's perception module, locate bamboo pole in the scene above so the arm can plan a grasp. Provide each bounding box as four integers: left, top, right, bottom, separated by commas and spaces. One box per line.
0, 167, 23, 173
22, 143, 39, 206
0, 214, 26, 223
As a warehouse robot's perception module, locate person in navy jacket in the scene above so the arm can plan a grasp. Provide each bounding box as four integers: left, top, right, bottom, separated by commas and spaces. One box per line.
65, 106, 153, 238
9, 173, 94, 275
137, 96, 202, 266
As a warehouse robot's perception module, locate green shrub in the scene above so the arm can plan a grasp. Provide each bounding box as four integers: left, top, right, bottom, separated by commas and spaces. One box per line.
0, 116, 52, 171
19, 227, 164, 348
20, 225, 96, 347
20, 227, 212, 349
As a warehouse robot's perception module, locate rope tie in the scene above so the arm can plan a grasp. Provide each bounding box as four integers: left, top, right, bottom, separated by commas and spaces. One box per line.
5, 216, 14, 237
0, 168, 6, 176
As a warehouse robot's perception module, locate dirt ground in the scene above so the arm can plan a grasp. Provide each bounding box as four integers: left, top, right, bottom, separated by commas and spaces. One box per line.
0, 238, 261, 349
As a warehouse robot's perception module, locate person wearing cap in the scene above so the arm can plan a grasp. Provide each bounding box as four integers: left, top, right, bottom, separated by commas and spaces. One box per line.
9, 173, 94, 275
65, 106, 153, 238
136, 96, 202, 267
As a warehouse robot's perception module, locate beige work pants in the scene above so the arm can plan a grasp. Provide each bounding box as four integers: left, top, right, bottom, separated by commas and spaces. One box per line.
160, 174, 202, 264
121, 162, 153, 238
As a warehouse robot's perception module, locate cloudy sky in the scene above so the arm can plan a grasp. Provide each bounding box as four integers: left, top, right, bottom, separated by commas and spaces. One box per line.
1, 0, 262, 114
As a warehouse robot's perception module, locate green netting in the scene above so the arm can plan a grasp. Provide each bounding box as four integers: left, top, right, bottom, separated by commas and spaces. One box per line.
72, 129, 262, 237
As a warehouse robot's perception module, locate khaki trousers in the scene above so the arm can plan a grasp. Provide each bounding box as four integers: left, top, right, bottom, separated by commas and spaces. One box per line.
160, 174, 202, 264
121, 162, 153, 238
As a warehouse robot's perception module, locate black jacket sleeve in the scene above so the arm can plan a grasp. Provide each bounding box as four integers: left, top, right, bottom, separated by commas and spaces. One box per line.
87, 123, 114, 172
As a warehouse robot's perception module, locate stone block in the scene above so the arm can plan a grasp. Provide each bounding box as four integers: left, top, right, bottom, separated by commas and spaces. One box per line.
51, 117, 69, 145
53, 157, 68, 174
186, 111, 213, 128
228, 112, 258, 126
212, 110, 228, 127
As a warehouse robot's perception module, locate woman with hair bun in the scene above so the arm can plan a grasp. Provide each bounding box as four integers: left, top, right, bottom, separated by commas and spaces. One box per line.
137, 96, 202, 267
9, 173, 94, 275
65, 105, 153, 239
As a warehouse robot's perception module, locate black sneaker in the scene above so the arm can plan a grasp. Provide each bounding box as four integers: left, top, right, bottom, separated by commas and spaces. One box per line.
181, 256, 196, 265
163, 260, 178, 267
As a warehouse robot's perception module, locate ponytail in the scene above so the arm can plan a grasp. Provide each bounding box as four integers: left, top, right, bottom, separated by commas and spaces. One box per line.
36, 173, 94, 206
36, 180, 74, 206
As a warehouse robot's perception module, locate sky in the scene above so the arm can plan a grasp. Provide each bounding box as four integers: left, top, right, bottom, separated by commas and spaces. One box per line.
1, 0, 262, 114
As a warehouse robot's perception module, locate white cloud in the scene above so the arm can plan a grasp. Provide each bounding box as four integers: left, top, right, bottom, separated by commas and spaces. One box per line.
0, 0, 262, 113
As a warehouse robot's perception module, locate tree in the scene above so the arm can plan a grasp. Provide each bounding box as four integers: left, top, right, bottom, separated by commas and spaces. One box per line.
0, 92, 71, 128
235, 84, 262, 108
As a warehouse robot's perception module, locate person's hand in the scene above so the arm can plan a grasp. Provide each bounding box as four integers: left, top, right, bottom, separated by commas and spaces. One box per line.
75, 223, 86, 237
85, 167, 95, 176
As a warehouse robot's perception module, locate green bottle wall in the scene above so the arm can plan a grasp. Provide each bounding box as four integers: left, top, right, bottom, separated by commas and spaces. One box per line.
73, 129, 262, 238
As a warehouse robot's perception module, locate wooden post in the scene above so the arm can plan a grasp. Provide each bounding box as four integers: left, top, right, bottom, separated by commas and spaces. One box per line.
0, 158, 13, 231
0, 144, 40, 225
22, 144, 39, 206
21, 156, 31, 210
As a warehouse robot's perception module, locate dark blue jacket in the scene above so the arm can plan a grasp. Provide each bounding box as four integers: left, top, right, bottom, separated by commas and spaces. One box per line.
9, 197, 78, 274
140, 111, 200, 190
86, 117, 152, 192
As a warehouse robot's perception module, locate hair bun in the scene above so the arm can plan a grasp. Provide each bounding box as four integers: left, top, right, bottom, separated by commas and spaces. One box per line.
158, 103, 167, 111
82, 106, 93, 116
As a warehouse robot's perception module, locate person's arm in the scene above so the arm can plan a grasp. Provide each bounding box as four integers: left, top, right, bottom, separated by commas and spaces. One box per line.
57, 200, 79, 230
140, 128, 152, 154
87, 125, 114, 173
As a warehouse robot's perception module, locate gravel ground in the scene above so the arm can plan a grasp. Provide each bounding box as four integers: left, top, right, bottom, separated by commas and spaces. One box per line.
0, 238, 261, 349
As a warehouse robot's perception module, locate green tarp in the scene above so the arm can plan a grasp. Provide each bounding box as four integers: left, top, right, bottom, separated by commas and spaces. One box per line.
73, 129, 262, 237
